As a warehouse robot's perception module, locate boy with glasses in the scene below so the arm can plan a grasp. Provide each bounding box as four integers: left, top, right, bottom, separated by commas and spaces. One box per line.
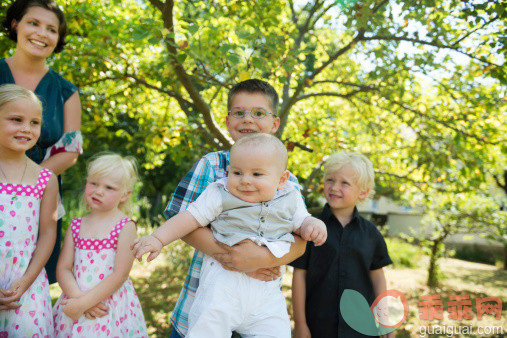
161, 79, 310, 337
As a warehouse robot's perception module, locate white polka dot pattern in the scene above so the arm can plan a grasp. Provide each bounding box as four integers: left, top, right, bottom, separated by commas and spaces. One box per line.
0, 168, 52, 199
53, 216, 147, 336
0, 167, 54, 335
71, 217, 133, 250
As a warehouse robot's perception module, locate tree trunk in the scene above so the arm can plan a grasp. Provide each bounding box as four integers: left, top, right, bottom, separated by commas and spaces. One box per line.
427, 239, 441, 287
147, 192, 164, 224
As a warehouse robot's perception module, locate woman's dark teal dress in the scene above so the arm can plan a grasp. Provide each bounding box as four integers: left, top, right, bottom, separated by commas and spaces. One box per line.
0, 58, 78, 284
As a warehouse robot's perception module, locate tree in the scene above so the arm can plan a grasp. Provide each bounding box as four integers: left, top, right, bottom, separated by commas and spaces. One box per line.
417, 191, 505, 286
1, 0, 505, 232
491, 168, 507, 270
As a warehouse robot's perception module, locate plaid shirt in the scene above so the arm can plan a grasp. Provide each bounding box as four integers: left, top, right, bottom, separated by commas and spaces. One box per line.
165, 150, 300, 336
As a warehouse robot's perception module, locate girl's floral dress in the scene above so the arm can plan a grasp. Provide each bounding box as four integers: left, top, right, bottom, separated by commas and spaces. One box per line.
0, 168, 54, 337
53, 217, 147, 337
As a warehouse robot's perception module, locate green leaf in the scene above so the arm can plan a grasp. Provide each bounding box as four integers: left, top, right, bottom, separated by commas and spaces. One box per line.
219, 44, 231, 53
237, 31, 251, 39
188, 24, 199, 35
43, 1, 506, 272
227, 53, 241, 64
252, 57, 264, 68
177, 53, 187, 63
132, 29, 150, 40
148, 36, 160, 45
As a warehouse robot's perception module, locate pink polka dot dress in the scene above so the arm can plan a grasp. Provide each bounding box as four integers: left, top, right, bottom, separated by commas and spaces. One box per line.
0, 168, 54, 337
52, 217, 147, 337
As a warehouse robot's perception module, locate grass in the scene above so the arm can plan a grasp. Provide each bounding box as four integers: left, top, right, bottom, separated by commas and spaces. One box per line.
385, 236, 425, 268
51, 241, 507, 337
452, 245, 503, 266
384, 257, 506, 337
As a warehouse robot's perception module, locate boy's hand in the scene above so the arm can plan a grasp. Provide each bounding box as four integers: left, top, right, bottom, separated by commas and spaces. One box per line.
245, 267, 282, 281
294, 322, 312, 338
214, 239, 271, 272
296, 217, 327, 246
130, 235, 163, 262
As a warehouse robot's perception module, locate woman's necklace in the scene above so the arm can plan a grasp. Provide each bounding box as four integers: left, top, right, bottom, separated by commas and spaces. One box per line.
0, 157, 28, 185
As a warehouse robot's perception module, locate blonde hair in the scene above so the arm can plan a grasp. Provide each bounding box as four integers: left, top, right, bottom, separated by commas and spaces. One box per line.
323, 152, 375, 200
85, 153, 138, 215
0, 84, 42, 112
231, 133, 288, 170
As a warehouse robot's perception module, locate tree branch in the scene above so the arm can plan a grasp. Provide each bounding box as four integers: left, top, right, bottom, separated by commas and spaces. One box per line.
353, 93, 498, 145
147, 0, 164, 12
493, 171, 507, 195
451, 15, 499, 47
376, 169, 426, 185
307, 1, 335, 33
288, 0, 297, 26
281, 0, 326, 120
310, 80, 379, 91
78, 76, 121, 87
295, 87, 376, 102
301, 158, 325, 198
125, 74, 196, 108
295, 0, 323, 46
362, 35, 500, 67
194, 58, 228, 88
156, 0, 231, 148
176, 101, 222, 149
389, 99, 497, 145
278, 0, 390, 135
281, 139, 313, 153
278, 30, 365, 133
78, 73, 198, 111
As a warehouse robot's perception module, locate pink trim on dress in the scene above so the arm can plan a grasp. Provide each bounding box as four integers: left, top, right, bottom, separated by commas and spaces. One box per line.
71, 217, 133, 250
0, 167, 52, 199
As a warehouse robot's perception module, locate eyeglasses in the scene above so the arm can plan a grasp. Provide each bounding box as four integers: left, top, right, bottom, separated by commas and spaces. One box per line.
228, 107, 276, 119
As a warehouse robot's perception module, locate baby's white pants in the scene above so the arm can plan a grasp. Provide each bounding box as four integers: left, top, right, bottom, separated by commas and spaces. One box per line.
187, 256, 291, 338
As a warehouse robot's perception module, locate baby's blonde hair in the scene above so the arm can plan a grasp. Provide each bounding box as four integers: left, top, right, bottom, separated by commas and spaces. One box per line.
0, 84, 42, 112
231, 133, 288, 170
323, 152, 375, 201
85, 153, 138, 215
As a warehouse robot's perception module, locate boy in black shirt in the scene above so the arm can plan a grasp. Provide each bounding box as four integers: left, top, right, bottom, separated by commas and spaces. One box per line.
291, 152, 393, 338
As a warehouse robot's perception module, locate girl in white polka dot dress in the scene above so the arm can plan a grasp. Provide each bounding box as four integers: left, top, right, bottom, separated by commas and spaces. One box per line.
52, 153, 147, 337
0, 84, 59, 336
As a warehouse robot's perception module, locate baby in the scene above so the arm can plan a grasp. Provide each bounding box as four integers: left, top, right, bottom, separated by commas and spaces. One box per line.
132, 133, 326, 337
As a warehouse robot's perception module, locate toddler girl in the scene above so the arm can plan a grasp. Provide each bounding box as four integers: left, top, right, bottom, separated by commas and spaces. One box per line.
0, 84, 59, 336
52, 153, 147, 337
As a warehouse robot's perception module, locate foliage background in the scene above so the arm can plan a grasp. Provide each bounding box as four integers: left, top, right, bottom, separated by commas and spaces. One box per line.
1, 0, 506, 286
2, 0, 506, 335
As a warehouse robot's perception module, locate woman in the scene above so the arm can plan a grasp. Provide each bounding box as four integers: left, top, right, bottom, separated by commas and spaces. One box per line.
1, 0, 82, 284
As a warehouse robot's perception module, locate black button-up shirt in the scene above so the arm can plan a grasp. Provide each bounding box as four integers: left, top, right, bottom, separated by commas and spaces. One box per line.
290, 204, 392, 337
